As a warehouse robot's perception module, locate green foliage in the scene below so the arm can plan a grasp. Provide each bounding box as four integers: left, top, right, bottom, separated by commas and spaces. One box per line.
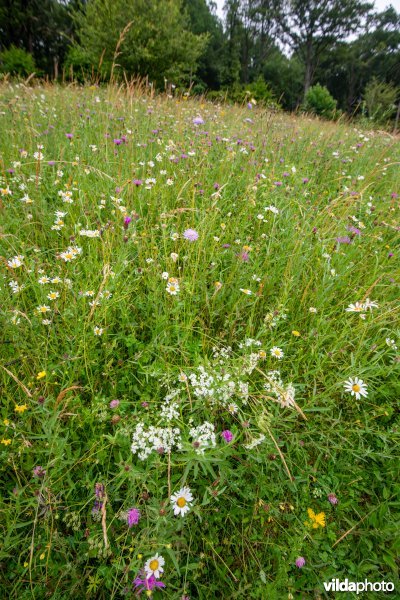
0, 82, 399, 599
303, 84, 337, 119
363, 77, 398, 124
72, 0, 208, 85
0, 46, 35, 76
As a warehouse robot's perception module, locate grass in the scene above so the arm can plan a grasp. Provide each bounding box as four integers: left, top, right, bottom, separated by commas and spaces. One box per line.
0, 83, 399, 599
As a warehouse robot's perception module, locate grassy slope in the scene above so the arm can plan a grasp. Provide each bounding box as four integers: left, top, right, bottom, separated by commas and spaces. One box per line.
0, 84, 399, 599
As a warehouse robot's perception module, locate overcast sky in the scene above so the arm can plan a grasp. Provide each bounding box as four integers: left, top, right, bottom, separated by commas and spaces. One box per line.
213, 0, 400, 20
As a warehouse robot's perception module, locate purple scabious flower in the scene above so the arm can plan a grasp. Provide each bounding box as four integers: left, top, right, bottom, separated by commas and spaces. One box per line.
192, 116, 204, 125
109, 399, 120, 409
295, 557, 306, 568
347, 225, 361, 235
127, 507, 141, 527
183, 228, 199, 242
133, 574, 166, 595
327, 493, 338, 505
221, 430, 233, 443
336, 236, 352, 245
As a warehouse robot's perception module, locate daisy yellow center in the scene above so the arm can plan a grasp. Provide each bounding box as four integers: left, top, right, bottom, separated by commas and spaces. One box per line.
149, 559, 159, 571
274, 350, 281, 355
352, 384, 361, 392
169, 286, 176, 292
177, 497, 186, 508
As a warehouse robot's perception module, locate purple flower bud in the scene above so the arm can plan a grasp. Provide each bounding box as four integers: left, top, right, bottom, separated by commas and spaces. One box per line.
327, 493, 338, 505
221, 430, 233, 443
109, 399, 120, 409
295, 557, 306, 568
127, 507, 141, 527
123, 216, 132, 230
33, 466, 46, 478
65, 133, 73, 139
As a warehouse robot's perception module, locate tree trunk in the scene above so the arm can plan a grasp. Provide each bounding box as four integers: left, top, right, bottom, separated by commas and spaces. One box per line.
303, 40, 313, 98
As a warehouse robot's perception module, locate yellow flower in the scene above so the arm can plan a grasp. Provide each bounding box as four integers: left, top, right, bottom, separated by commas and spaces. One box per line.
1, 439, 11, 445
15, 404, 28, 414
306, 508, 326, 529
292, 330, 301, 337
3, 419, 9, 426
37, 371, 46, 380
39, 553, 45, 560
24, 562, 29, 568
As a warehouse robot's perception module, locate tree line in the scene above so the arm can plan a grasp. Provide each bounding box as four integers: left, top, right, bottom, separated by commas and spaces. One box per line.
0, 0, 399, 120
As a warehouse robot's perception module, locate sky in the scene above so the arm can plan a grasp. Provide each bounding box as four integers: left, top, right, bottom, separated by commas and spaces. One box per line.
213, 0, 400, 20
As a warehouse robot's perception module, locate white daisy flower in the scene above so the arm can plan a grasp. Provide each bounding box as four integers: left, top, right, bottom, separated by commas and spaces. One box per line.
166, 279, 180, 295
363, 298, 378, 311
270, 347, 284, 359
343, 377, 368, 400
94, 326, 103, 336
170, 486, 193, 517
345, 302, 364, 313
144, 553, 165, 579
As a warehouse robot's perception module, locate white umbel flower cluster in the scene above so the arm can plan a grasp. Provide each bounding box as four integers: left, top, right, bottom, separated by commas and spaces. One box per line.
264, 370, 296, 408
131, 422, 182, 460
189, 421, 216, 454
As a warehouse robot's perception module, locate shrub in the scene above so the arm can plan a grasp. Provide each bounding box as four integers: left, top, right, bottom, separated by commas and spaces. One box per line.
363, 78, 398, 125
0, 46, 35, 77
303, 84, 337, 119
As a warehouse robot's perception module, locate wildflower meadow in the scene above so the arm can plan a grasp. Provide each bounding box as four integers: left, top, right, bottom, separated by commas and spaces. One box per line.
0, 83, 399, 599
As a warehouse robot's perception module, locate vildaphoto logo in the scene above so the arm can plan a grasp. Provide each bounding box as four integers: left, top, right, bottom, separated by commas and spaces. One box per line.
323, 579, 395, 594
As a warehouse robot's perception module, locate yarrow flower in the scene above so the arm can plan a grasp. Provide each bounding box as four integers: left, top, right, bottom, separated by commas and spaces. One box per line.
144, 553, 165, 579
170, 486, 193, 517
343, 377, 368, 400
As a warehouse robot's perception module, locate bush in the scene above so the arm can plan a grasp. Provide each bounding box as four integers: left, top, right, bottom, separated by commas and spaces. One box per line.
303, 84, 337, 119
63, 46, 99, 82
0, 46, 35, 77
363, 78, 398, 125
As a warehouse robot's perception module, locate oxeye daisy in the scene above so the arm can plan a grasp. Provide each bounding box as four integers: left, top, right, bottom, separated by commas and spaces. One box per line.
270, 346, 284, 359
144, 553, 165, 579
343, 377, 368, 400
94, 326, 103, 336
345, 302, 364, 313
170, 486, 193, 517
47, 291, 59, 301
36, 305, 51, 314
166, 279, 180, 295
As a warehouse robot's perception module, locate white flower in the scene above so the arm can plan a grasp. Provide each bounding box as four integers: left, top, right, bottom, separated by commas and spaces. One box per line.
144, 553, 165, 579
343, 377, 368, 400
309, 307, 317, 313
7, 255, 24, 268
270, 347, 284, 359
166, 279, 180, 295
94, 327, 103, 336
363, 298, 378, 311
170, 486, 193, 517
240, 288, 252, 295
345, 302, 364, 313
161, 272, 169, 280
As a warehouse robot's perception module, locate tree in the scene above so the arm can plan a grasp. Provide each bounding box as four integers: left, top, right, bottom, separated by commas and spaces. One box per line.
276, 0, 373, 97
72, 0, 208, 86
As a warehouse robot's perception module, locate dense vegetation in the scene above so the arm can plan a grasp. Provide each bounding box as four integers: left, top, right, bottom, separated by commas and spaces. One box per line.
0, 83, 399, 598
0, 0, 399, 122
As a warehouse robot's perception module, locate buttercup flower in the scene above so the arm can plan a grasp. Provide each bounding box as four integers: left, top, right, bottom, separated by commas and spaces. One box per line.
306, 508, 326, 529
